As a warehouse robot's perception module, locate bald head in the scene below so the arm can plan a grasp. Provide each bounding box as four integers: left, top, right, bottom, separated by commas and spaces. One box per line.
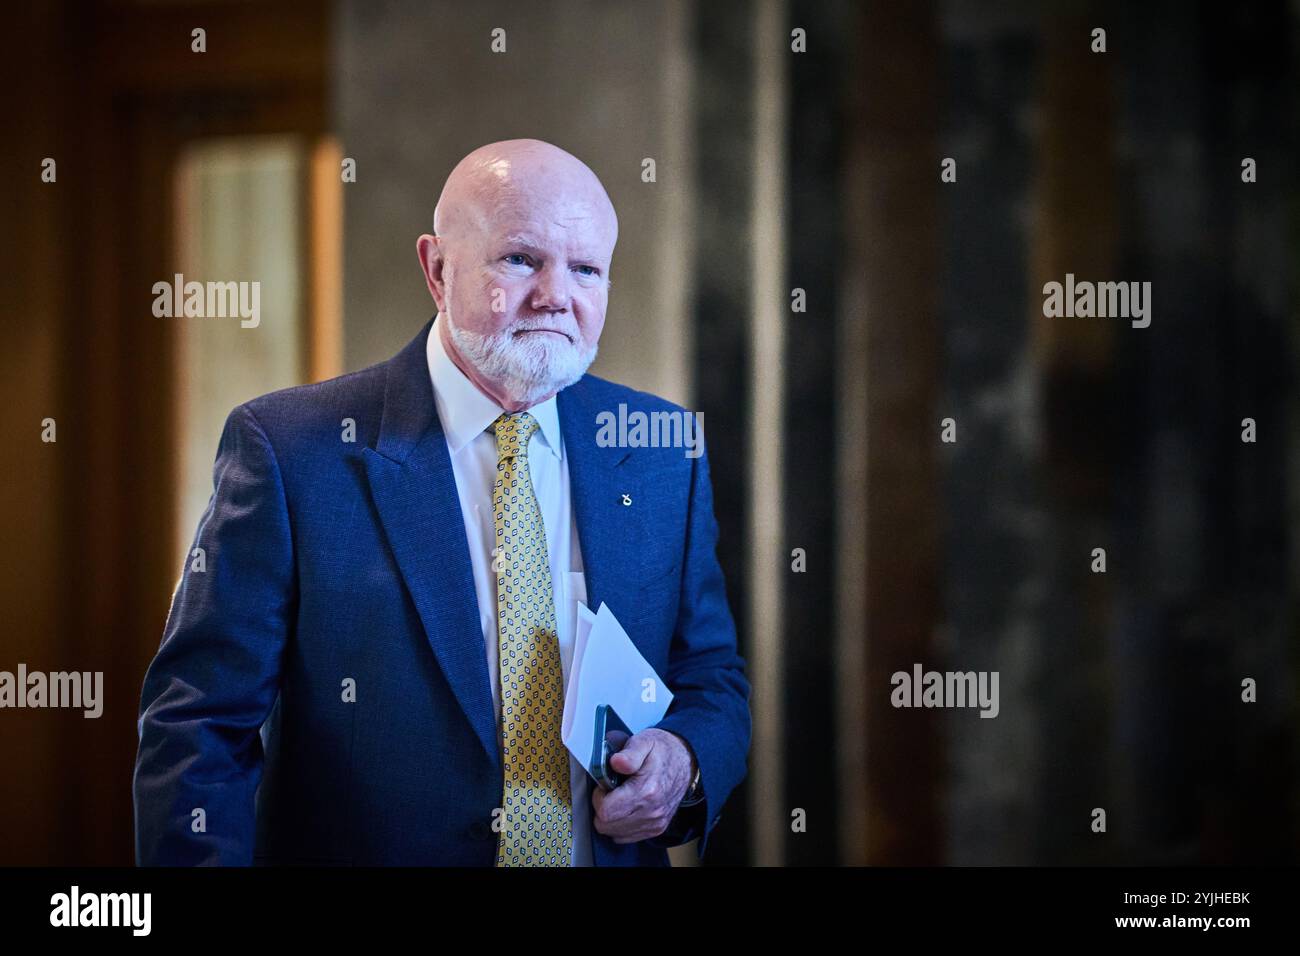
416, 139, 617, 411
433, 139, 618, 251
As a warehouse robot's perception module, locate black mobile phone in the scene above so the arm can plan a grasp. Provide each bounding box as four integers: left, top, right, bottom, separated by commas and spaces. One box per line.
590, 703, 633, 791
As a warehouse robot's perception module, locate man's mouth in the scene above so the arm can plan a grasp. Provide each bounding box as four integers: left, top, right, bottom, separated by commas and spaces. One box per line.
514, 328, 573, 342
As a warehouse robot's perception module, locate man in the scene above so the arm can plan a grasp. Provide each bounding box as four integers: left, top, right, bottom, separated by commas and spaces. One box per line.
134, 138, 751, 866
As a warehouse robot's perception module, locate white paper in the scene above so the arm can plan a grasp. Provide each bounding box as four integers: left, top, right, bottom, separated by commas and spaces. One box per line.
560, 602, 597, 745
561, 601, 674, 783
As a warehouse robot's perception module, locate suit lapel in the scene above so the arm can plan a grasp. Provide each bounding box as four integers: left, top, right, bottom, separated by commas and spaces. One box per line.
362, 320, 500, 768
559, 379, 645, 869
558, 380, 645, 643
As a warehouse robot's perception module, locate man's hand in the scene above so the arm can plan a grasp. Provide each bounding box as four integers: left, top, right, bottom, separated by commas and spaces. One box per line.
591, 728, 696, 844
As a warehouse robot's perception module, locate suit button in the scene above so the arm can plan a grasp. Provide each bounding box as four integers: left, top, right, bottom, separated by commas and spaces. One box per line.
469, 820, 493, 840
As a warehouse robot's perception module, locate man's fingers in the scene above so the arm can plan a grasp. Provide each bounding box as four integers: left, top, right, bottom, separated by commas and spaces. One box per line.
592, 788, 669, 841
609, 732, 655, 775
591, 731, 680, 840
592, 774, 665, 836
593, 774, 646, 825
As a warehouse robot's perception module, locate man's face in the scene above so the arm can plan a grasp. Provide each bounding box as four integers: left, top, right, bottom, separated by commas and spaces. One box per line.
435, 186, 614, 408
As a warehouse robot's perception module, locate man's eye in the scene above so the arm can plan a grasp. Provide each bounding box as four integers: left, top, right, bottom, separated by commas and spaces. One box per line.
574, 265, 598, 277
504, 254, 529, 266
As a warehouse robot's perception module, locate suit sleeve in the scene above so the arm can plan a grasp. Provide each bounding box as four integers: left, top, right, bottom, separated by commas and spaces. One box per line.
133, 403, 296, 865
650, 442, 751, 859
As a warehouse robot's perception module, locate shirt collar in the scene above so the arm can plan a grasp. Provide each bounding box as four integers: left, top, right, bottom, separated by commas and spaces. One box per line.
426, 315, 562, 461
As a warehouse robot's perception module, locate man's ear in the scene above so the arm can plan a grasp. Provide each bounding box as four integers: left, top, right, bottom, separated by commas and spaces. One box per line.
416, 234, 445, 308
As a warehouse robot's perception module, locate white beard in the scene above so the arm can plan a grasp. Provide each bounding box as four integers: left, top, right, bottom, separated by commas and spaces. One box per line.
443, 308, 598, 408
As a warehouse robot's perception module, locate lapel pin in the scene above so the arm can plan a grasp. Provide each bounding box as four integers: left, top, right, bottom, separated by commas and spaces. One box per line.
621, 493, 632, 506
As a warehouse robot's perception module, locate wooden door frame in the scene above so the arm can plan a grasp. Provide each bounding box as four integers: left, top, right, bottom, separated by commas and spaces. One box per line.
56, 0, 330, 863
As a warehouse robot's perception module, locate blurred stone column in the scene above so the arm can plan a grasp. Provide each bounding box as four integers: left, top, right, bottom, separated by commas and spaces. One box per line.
1026, 9, 1119, 864
844, 0, 944, 865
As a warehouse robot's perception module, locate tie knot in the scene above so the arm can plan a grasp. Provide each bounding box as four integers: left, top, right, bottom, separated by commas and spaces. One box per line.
493, 411, 540, 461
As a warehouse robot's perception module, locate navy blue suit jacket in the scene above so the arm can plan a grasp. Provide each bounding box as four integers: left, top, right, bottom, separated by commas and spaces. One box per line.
134, 319, 751, 866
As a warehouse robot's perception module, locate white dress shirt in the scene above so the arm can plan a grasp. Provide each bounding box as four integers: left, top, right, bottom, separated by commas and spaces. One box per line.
426, 316, 593, 866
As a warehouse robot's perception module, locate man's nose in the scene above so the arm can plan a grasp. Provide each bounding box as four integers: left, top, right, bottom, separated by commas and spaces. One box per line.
529, 263, 571, 313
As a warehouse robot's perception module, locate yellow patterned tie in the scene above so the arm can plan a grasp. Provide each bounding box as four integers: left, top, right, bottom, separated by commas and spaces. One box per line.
492, 411, 573, 866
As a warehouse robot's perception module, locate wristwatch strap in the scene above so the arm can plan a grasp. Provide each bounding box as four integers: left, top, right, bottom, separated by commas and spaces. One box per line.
679, 765, 704, 807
